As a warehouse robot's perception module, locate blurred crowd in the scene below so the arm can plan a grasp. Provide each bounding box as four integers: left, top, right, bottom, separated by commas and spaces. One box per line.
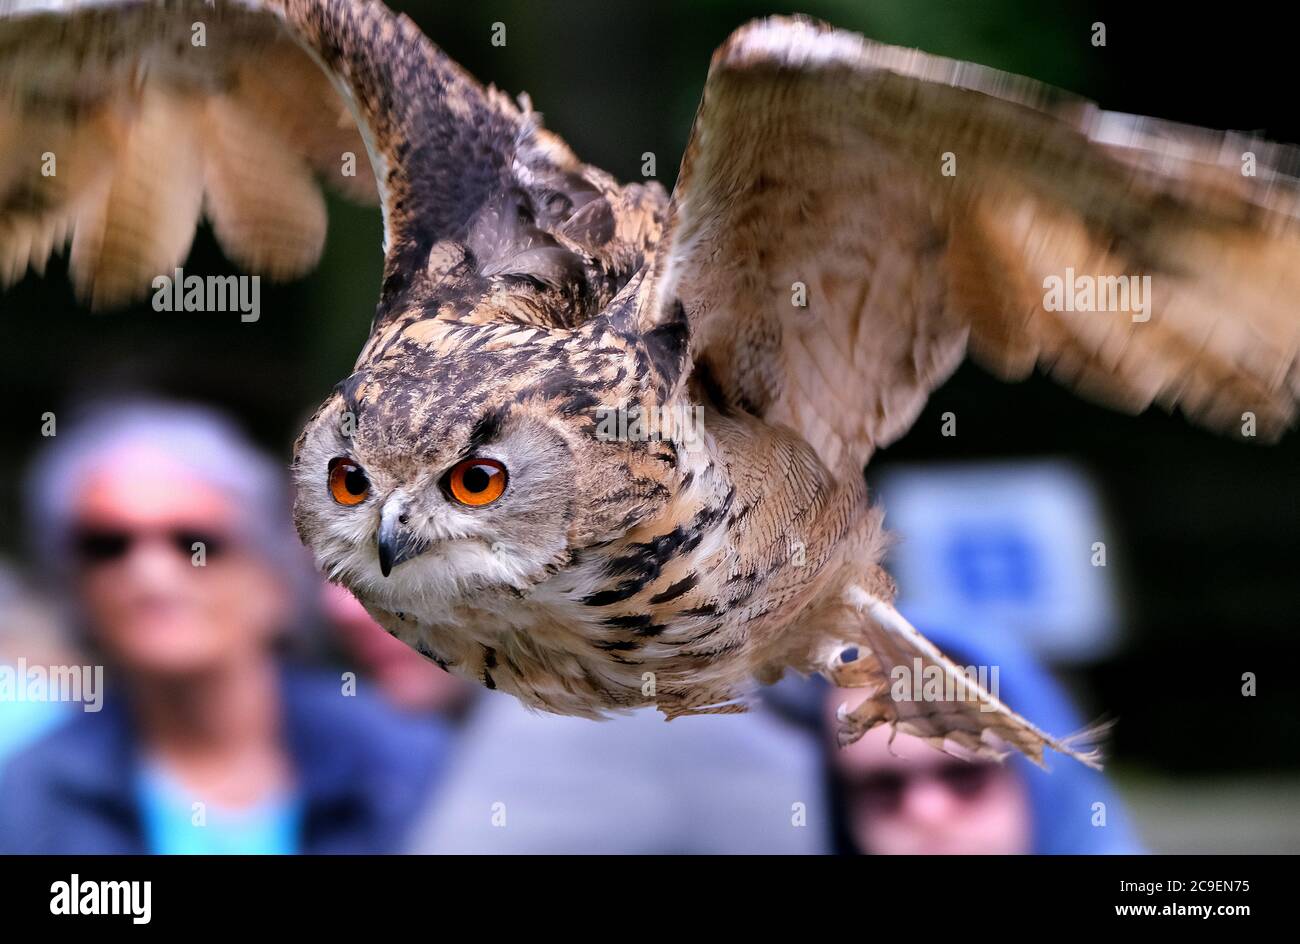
0, 398, 1142, 854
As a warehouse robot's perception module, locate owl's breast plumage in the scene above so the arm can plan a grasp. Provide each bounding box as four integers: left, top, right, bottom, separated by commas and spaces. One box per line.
360, 402, 874, 718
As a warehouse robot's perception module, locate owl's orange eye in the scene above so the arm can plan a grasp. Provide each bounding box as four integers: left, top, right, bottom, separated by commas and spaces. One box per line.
328, 457, 370, 506
446, 458, 508, 507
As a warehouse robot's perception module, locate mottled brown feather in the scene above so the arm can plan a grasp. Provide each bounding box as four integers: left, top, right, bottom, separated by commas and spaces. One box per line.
0, 0, 664, 324
649, 15, 1300, 474
0, 0, 378, 304
202, 92, 329, 280
68, 85, 206, 308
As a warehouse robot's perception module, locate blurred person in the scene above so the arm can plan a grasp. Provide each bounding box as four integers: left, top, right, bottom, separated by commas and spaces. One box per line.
407, 689, 828, 854
808, 625, 1143, 855
826, 719, 1034, 855
323, 583, 475, 721
0, 399, 451, 854
0, 565, 77, 770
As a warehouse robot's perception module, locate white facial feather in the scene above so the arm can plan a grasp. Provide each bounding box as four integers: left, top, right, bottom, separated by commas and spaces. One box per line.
293, 402, 574, 626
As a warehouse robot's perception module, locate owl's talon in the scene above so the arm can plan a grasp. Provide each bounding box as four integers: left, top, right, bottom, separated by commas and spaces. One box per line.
835, 693, 889, 747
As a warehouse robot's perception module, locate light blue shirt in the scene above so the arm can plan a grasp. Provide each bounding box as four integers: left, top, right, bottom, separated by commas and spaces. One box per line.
135, 761, 304, 855
0, 694, 70, 771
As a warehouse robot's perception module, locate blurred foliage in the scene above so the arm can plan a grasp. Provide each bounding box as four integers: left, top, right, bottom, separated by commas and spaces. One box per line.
1, 0, 1297, 773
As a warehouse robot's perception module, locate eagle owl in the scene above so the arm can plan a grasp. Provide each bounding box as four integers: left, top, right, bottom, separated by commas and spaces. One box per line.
4, 0, 1299, 769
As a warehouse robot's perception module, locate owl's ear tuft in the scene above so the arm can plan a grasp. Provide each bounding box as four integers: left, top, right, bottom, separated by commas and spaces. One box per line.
641, 299, 691, 396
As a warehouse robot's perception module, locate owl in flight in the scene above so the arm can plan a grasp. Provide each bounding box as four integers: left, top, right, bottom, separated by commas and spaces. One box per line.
4, 0, 1299, 768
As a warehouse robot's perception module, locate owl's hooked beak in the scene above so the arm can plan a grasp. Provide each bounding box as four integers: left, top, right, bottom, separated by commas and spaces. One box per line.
376, 497, 427, 577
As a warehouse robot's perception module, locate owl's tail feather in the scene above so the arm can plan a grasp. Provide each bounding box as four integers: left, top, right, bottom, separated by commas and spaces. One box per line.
827, 586, 1106, 770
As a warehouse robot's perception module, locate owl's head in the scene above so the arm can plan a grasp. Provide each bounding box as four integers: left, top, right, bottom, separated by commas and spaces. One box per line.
291, 313, 691, 615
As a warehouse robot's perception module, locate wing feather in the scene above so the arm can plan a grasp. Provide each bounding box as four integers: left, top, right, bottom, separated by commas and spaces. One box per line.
0, 0, 664, 330
68, 86, 206, 308
649, 16, 1300, 473
0, 0, 377, 307
202, 91, 328, 280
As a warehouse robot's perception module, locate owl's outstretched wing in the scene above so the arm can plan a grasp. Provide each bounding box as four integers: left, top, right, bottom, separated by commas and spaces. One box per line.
645, 16, 1300, 475
0, 0, 379, 306
0, 0, 663, 321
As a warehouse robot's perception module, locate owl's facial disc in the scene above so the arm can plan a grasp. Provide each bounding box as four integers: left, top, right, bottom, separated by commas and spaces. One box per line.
293, 397, 581, 605
371, 457, 511, 575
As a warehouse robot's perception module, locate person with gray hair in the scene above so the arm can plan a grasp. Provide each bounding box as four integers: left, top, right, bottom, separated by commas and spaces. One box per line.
0, 398, 453, 854
26, 399, 308, 599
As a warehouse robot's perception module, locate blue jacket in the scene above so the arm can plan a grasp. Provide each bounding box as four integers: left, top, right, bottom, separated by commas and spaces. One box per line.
0, 667, 452, 854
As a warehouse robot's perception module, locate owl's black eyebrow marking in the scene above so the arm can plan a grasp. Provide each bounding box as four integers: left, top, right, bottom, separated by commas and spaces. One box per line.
465, 406, 510, 454
333, 373, 365, 420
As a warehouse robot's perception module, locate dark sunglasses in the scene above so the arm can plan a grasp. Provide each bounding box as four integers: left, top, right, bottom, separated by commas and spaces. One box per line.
849, 761, 1002, 815
71, 526, 230, 566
